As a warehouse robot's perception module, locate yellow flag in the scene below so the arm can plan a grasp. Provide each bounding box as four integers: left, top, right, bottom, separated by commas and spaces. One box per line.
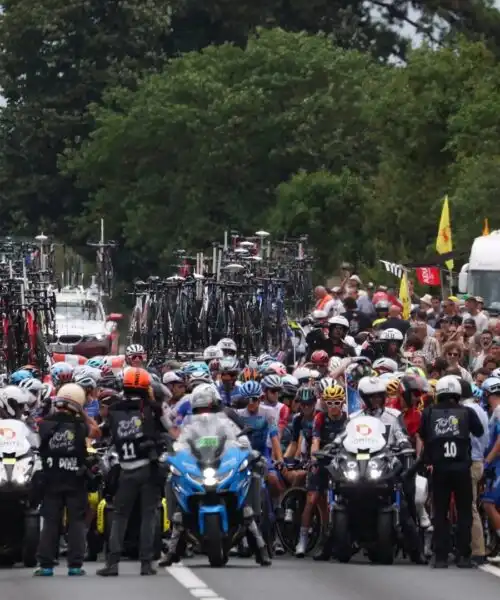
483, 218, 490, 236
436, 195, 454, 270
399, 271, 411, 320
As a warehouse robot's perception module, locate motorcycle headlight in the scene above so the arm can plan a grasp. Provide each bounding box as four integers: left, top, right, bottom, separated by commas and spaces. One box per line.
342, 461, 359, 481
367, 459, 384, 480
203, 467, 217, 486
12, 458, 33, 485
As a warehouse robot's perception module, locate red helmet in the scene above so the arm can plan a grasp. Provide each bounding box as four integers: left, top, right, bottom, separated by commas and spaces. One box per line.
372, 292, 389, 305
311, 350, 329, 366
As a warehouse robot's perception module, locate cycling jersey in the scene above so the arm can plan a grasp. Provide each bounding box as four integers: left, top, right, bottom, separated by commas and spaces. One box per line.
291, 413, 314, 456
217, 383, 241, 408
312, 412, 347, 448
237, 405, 278, 455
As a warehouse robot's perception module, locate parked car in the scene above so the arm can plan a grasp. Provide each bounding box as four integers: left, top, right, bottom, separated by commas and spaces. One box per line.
49, 286, 122, 358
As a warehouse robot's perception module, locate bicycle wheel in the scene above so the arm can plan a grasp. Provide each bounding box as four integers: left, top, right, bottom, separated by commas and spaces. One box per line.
277, 487, 322, 555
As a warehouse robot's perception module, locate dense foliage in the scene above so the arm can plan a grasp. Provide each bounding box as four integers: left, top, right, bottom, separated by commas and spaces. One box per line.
2, 0, 500, 278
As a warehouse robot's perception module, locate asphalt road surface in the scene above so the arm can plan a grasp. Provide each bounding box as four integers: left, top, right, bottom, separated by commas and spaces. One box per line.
1, 556, 499, 600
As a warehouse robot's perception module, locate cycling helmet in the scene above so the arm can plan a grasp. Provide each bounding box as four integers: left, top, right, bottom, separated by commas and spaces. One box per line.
296, 386, 316, 404
261, 374, 283, 390
126, 344, 146, 357
322, 385, 345, 402
373, 357, 398, 374
345, 362, 374, 387
328, 356, 343, 374
73, 366, 100, 389
99, 372, 122, 391
385, 378, 400, 397
188, 372, 213, 391
219, 356, 240, 375
18, 377, 43, 406
203, 345, 223, 361
163, 371, 185, 385
265, 361, 287, 376
50, 362, 74, 387
41, 382, 54, 402
216, 338, 237, 354
491, 368, 500, 379
328, 315, 349, 329
20, 364, 42, 379
240, 367, 259, 382
399, 375, 427, 406
374, 299, 390, 311
0, 385, 31, 417
318, 377, 336, 394
281, 374, 299, 398
98, 387, 121, 406
311, 350, 329, 366
86, 356, 105, 369
482, 376, 500, 396
311, 309, 328, 322
435, 375, 462, 400
406, 366, 426, 379
239, 380, 263, 400
380, 328, 404, 342
182, 361, 211, 377
122, 367, 151, 391
257, 353, 274, 365
10, 369, 33, 385
471, 383, 483, 401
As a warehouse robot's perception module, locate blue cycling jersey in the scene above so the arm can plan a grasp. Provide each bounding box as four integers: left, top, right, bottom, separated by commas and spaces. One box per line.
237, 405, 278, 455
217, 383, 241, 407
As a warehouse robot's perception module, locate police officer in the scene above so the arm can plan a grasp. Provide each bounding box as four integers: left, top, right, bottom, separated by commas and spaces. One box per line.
35, 383, 92, 577
97, 367, 164, 577
419, 375, 484, 568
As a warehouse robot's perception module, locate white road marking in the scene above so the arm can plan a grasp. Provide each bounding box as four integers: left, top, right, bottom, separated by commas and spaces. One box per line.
480, 564, 500, 578
166, 562, 226, 600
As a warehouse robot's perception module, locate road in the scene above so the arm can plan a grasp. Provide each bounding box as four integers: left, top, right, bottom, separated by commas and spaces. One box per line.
1, 556, 498, 600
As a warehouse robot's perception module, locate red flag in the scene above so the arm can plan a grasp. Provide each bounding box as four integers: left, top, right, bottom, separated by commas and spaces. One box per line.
416, 267, 441, 287
387, 293, 402, 309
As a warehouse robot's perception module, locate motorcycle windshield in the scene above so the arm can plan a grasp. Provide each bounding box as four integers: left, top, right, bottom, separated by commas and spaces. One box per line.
185, 414, 230, 464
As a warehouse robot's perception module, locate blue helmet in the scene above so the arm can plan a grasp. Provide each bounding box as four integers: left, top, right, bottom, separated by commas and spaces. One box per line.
10, 369, 33, 385
482, 377, 500, 396
86, 356, 105, 369
182, 361, 210, 377
239, 380, 263, 399
471, 383, 484, 400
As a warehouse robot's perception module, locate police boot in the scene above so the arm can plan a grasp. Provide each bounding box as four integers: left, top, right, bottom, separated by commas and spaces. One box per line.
140, 561, 157, 575
244, 507, 271, 567
96, 563, 119, 577
158, 513, 184, 567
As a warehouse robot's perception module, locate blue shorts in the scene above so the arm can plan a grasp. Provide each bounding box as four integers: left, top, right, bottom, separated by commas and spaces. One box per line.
482, 471, 500, 506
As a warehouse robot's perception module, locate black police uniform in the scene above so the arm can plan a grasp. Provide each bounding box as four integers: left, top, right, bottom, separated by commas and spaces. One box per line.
419, 399, 484, 565
37, 411, 89, 569
99, 397, 161, 574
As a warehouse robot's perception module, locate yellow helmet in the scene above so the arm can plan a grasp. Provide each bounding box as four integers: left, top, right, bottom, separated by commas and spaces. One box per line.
386, 379, 400, 397
322, 385, 345, 402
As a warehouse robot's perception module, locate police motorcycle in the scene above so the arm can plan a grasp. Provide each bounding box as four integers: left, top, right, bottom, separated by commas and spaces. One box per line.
164, 413, 259, 567
0, 420, 42, 566
315, 415, 410, 564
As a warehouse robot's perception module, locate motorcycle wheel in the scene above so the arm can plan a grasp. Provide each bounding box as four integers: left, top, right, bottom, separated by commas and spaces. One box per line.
369, 512, 394, 565
205, 514, 226, 567
332, 511, 353, 563
23, 515, 40, 567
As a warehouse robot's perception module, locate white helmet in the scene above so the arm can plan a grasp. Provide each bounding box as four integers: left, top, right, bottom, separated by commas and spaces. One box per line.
435, 375, 462, 398
318, 377, 336, 394
380, 328, 404, 342
311, 309, 328, 321
358, 376, 387, 399
0, 385, 31, 417
191, 383, 221, 411
18, 378, 44, 406
125, 344, 145, 356
292, 367, 313, 382
216, 338, 237, 353
491, 367, 500, 379
73, 366, 99, 389
328, 356, 342, 374
328, 315, 349, 329
203, 345, 223, 361
373, 357, 399, 373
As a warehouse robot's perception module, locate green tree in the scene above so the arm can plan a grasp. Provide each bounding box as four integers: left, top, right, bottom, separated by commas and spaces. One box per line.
0, 0, 173, 238
66, 28, 380, 274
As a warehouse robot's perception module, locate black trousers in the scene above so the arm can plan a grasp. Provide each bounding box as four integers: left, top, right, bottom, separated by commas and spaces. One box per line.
108, 463, 160, 564
37, 483, 87, 568
431, 468, 473, 560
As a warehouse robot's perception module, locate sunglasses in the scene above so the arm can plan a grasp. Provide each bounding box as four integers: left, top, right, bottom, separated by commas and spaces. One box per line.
267, 388, 281, 393
130, 354, 145, 361
447, 352, 459, 358
248, 396, 260, 402
325, 400, 344, 407
300, 401, 314, 407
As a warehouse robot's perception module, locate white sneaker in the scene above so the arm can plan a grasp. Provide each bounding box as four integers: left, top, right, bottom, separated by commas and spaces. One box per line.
295, 537, 307, 558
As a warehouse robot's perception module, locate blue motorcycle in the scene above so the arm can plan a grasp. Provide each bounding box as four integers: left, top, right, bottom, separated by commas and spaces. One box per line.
165, 429, 256, 567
